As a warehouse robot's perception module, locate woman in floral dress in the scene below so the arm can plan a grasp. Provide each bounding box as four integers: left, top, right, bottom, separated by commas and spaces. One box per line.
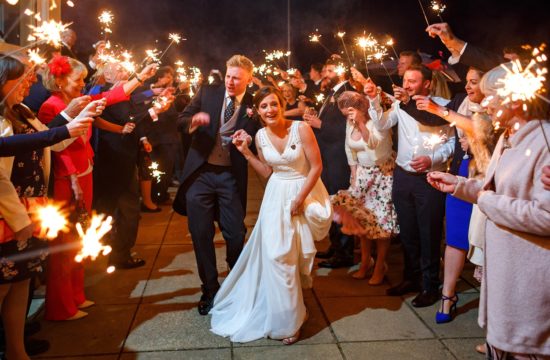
331, 91, 399, 285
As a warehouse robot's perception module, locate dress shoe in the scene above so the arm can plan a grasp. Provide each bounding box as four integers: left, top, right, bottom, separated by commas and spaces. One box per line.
198, 294, 214, 316
112, 256, 146, 269
386, 280, 421, 296
412, 290, 440, 308
317, 256, 354, 269
141, 203, 161, 213
77, 300, 96, 309
65, 310, 88, 320
24, 338, 50, 356
315, 249, 335, 259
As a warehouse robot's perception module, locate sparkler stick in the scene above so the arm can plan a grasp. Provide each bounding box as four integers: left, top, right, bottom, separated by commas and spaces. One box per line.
386, 37, 400, 60
374, 48, 395, 86
337, 31, 353, 67
417, 0, 431, 27
158, 33, 184, 62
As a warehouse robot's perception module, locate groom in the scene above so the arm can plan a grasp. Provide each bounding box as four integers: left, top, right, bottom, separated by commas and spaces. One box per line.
174, 55, 261, 315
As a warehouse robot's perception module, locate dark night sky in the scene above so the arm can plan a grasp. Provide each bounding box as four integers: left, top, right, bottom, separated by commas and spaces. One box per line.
63, 0, 549, 73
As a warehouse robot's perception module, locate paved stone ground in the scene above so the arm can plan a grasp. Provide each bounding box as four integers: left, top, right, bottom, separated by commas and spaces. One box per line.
33, 170, 485, 359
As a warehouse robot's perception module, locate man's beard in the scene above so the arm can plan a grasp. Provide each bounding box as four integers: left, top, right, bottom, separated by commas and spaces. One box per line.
326, 76, 339, 89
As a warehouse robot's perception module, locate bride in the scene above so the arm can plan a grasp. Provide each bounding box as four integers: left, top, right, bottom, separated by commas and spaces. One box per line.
210, 86, 332, 345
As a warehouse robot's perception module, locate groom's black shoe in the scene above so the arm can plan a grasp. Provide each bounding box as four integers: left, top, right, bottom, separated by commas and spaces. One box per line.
198, 294, 214, 316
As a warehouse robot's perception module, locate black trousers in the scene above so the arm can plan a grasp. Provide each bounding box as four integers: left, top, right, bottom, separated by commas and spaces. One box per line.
186, 164, 246, 298
95, 168, 141, 263
328, 222, 355, 261
392, 167, 446, 292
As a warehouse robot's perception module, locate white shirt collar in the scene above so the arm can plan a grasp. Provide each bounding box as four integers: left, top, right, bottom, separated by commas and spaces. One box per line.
332, 80, 347, 93
225, 91, 245, 106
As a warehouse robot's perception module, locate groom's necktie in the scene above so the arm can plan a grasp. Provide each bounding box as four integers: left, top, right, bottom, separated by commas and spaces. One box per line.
223, 96, 236, 124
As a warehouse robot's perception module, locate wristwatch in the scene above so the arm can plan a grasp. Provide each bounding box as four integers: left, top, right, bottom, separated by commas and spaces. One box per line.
442, 108, 450, 118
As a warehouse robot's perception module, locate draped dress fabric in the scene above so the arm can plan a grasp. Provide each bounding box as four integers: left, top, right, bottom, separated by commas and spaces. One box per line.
210, 121, 332, 342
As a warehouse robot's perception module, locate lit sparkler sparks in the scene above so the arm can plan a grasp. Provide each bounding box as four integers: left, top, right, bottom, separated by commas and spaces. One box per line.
423, 132, 447, 170
496, 52, 548, 105
28, 20, 72, 48
335, 63, 347, 76
74, 214, 113, 263
315, 93, 326, 104
144, 49, 160, 64
430, 0, 446, 22
35, 202, 70, 240
309, 30, 331, 54
149, 162, 165, 183
66, 1, 75, 7
158, 33, 185, 62
355, 34, 377, 78
373, 46, 395, 86
27, 49, 46, 66
386, 36, 400, 60
98, 10, 114, 32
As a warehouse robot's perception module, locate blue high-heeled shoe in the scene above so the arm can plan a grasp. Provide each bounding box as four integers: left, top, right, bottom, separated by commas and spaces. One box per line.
435, 294, 458, 324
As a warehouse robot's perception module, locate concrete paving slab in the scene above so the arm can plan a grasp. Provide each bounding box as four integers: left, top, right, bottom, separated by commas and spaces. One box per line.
320, 296, 434, 342
341, 339, 455, 360
442, 338, 486, 359
233, 344, 343, 360
124, 303, 230, 352
407, 292, 484, 339
35, 304, 138, 357
120, 348, 231, 359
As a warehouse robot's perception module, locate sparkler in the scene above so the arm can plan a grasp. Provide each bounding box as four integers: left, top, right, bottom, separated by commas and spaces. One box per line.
430, 0, 446, 22
423, 133, 447, 169
337, 31, 353, 66
309, 30, 332, 55
417, 0, 431, 27
373, 46, 395, 86
158, 33, 184, 62
315, 93, 326, 105
28, 20, 72, 48
356, 34, 377, 79
386, 37, 400, 60
35, 202, 70, 240
27, 49, 46, 66
149, 162, 165, 183
74, 214, 113, 263
66, 1, 75, 7
98, 10, 114, 39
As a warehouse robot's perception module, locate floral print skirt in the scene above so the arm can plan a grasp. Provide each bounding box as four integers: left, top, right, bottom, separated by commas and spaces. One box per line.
331, 158, 399, 238
0, 236, 48, 284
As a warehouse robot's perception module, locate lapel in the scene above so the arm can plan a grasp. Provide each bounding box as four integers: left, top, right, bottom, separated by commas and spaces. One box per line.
235, 92, 253, 130
320, 81, 350, 117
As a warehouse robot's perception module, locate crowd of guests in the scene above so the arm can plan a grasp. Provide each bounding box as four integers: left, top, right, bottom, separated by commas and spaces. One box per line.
0, 20, 548, 359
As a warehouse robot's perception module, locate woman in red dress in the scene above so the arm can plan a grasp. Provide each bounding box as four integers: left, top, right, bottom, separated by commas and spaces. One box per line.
38, 56, 157, 320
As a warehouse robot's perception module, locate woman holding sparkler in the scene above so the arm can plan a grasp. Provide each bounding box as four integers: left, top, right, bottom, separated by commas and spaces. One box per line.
414, 67, 494, 324
38, 55, 157, 321
210, 87, 332, 345
427, 61, 550, 358
331, 90, 398, 285
0, 55, 98, 360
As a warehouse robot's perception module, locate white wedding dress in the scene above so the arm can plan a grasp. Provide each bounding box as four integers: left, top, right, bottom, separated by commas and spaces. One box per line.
210, 121, 332, 342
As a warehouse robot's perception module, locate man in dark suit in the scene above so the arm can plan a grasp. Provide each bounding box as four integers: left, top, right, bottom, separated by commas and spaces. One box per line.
173, 55, 262, 315
303, 58, 355, 269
